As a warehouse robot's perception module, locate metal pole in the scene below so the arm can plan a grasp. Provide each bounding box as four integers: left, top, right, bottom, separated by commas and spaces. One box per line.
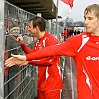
0, 0, 4, 99
56, 0, 59, 41
70, 57, 75, 99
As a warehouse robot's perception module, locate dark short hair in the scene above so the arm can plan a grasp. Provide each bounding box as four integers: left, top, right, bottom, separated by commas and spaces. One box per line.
29, 17, 46, 32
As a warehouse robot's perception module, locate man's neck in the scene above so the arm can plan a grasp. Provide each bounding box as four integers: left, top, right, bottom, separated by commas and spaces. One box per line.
38, 31, 45, 39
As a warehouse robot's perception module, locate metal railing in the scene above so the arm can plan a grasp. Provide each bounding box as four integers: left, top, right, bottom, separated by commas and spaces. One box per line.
2, 1, 64, 99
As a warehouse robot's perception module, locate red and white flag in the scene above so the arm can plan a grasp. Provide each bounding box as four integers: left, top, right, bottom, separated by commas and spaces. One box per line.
61, 0, 74, 8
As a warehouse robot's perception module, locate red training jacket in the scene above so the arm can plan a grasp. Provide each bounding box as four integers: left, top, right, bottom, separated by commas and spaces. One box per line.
21, 32, 63, 91
26, 32, 99, 99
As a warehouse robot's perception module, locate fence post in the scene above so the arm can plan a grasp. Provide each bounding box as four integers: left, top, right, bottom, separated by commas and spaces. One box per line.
0, 0, 4, 99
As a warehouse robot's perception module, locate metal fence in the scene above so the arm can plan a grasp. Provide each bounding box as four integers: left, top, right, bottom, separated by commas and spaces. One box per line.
1, 1, 64, 99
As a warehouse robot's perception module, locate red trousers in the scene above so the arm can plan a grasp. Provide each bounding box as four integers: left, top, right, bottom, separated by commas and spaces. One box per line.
38, 89, 61, 99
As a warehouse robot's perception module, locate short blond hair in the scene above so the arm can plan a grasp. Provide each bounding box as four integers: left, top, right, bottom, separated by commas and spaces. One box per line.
84, 4, 99, 19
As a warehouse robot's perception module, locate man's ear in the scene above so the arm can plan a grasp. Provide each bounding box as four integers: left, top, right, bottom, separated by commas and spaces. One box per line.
36, 26, 39, 30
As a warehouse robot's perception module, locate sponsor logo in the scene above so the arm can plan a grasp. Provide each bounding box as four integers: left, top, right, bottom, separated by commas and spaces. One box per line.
86, 56, 99, 60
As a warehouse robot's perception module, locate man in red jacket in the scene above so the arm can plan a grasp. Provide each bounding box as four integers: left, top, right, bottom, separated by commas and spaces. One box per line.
6, 17, 63, 99
5, 4, 99, 99
63, 28, 68, 41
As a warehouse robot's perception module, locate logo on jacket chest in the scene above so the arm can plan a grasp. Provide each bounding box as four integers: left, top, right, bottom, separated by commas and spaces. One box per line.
35, 44, 45, 50
37, 44, 43, 49
35, 39, 46, 50
86, 56, 99, 61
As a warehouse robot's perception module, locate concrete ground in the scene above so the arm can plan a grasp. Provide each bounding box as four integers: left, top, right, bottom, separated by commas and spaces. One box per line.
61, 57, 77, 99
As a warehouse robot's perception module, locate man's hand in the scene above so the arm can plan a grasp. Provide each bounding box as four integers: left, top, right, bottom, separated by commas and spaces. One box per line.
16, 37, 24, 45
11, 54, 26, 61
5, 58, 28, 67
5, 54, 27, 67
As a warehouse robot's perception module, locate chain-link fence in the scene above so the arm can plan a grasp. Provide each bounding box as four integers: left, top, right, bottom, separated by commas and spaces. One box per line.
3, 1, 64, 99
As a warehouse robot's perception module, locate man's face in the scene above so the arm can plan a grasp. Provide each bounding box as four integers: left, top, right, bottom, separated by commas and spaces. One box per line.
11, 27, 20, 36
28, 21, 38, 37
84, 11, 99, 35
